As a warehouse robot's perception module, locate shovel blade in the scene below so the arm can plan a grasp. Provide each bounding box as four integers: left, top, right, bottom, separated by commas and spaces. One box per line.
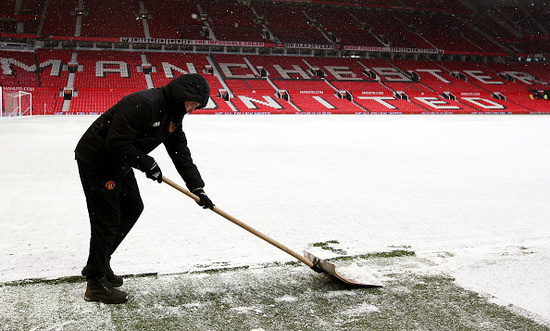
304, 251, 383, 288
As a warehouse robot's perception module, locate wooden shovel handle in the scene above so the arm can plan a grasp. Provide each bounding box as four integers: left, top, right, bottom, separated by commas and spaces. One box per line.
162, 176, 314, 268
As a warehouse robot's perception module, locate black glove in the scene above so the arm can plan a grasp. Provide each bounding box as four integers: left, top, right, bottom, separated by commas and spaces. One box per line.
145, 161, 162, 183
192, 188, 214, 210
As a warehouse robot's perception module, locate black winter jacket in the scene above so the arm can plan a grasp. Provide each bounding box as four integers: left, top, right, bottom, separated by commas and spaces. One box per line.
75, 74, 210, 191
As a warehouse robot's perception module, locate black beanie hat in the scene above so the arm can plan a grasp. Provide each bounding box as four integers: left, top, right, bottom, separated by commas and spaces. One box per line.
164, 73, 210, 111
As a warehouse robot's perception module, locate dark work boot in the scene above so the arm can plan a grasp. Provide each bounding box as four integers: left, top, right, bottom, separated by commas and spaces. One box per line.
81, 265, 123, 287
84, 276, 128, 304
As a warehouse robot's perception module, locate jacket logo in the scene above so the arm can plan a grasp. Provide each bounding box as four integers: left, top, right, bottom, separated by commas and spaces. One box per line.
169, 122, 176, 133
152, 121, 160, 127
105, 181, 116, 190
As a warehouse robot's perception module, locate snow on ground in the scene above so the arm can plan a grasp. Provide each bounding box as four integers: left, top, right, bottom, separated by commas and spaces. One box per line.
0, 114, 549, 322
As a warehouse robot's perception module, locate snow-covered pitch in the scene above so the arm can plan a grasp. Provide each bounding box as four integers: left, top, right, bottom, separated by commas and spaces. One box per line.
0, 114, 549, 322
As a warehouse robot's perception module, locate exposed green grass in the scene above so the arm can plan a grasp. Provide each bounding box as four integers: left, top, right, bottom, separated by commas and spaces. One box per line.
1, 253, 548, 330
311, 240, 347, 255
328, 249, 415, 262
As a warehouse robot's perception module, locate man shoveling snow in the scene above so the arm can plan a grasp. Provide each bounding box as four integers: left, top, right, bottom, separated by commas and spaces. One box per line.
75, 74, 214, 304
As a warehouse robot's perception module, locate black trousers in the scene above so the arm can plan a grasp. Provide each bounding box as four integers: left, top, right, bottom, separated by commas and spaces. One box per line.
77, 160, 144, 279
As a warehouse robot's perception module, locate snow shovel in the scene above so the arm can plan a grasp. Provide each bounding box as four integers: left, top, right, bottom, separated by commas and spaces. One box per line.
162, 176, 382, 287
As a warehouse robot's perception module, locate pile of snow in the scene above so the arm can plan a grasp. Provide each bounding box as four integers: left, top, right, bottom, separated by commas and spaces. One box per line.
336, 263, 383, 287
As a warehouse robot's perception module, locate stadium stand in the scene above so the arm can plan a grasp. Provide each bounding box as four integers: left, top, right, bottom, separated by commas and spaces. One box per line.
229, 92, 296, 114
288, 92, 365, 114
73, 51, 147, 89
0, 0, 41, 34
506, 94, 550, 113
146, 52, 211, 87
388, 59, 490, 94
146, 0, 206, 39
438, 62, 525, 94
350, 10, 433, 49
252, 3, 328, 44
70, 88, 139, 114
79, 0, 144, 38
40, 0, 77, 37
513, 62, 550, 87
0, 0, 548, 114
211, 53, 257, 79
353, 92, 426, 114
302, 7, 382, 47
304, 56, 376, 82
397, 13, 478, 53
2, 49, 548, 114
0, 50, 40, 87
199, 1, 265, 42
483, 61, 549, 93
0, 20, 17, 35
246, 55, 324, 81
36, 49, 73, 88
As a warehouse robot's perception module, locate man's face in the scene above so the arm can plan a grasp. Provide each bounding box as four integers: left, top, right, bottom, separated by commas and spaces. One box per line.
185, 101, 201, 114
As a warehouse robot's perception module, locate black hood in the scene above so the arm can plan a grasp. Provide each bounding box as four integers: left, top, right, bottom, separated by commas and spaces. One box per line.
164, 73, 210, 113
